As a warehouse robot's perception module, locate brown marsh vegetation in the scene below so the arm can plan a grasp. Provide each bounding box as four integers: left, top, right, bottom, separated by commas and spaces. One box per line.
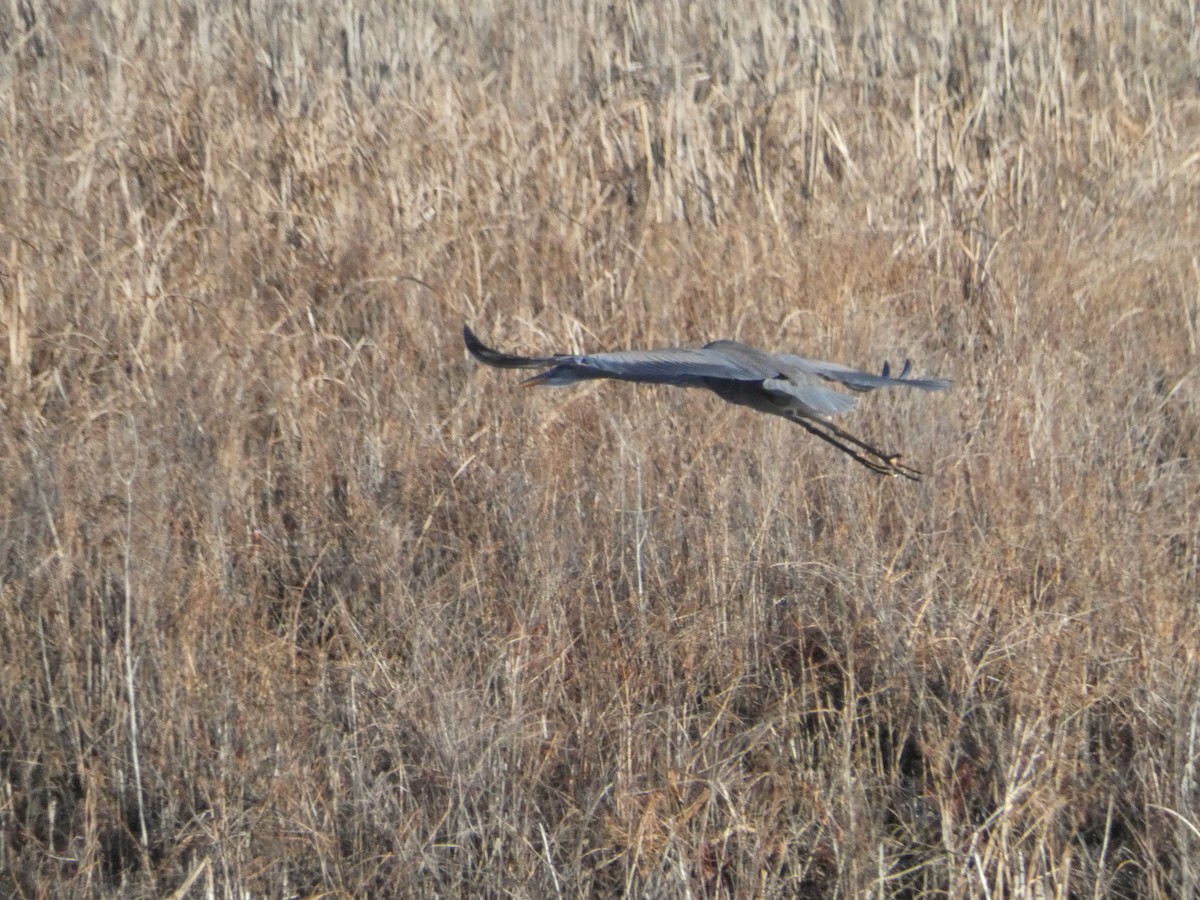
2, 1, 1199, 896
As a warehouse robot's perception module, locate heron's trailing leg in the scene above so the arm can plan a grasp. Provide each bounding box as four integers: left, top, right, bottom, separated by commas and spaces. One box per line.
787, 415, 924, 481
820, 418, 925, 480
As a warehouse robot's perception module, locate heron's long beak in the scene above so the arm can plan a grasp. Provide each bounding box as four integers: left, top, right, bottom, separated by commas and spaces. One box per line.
520, 371, 554, 387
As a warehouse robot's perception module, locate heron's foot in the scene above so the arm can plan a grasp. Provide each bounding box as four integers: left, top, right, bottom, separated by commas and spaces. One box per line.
787, 413, 929, 482
880, 453, 923, 481
846, 449, 914, 479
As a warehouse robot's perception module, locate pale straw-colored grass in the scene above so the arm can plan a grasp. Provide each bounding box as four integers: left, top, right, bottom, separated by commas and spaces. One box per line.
2, 1, 1198, 895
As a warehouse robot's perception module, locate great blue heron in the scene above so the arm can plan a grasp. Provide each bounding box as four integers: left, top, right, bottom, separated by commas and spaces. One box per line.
464, 324, 950, 480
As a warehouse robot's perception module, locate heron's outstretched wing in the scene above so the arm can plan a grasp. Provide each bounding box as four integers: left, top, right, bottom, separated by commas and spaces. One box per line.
548, 348, 769, 385
465, 326, 769, 386
776, 353, 952, 393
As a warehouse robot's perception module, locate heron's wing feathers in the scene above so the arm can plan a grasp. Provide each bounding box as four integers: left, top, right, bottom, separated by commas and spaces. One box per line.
563, 348, 768, 384
763, 378, 858, 416
465, 328, 767, 385
776, 354, 952, 392
464, 325, 568, 368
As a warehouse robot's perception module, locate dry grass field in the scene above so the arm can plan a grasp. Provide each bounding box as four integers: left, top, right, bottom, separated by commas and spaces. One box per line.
2, 0, 1200, 896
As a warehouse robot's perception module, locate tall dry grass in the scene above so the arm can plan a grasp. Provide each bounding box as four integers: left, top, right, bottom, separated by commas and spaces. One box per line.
1, 0, 1199, 896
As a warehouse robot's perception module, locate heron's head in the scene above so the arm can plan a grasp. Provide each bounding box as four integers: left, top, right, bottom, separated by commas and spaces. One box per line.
520, 364, 588, 387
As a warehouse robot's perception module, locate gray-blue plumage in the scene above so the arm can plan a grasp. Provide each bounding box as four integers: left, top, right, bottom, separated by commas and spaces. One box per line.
463, 325, 950, 479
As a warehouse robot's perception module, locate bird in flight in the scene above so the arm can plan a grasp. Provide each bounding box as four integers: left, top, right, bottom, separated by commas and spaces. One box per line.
464, 325, 950, 480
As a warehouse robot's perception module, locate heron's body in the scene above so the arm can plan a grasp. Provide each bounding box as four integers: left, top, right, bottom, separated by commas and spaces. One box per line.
463, 325, 950, 479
